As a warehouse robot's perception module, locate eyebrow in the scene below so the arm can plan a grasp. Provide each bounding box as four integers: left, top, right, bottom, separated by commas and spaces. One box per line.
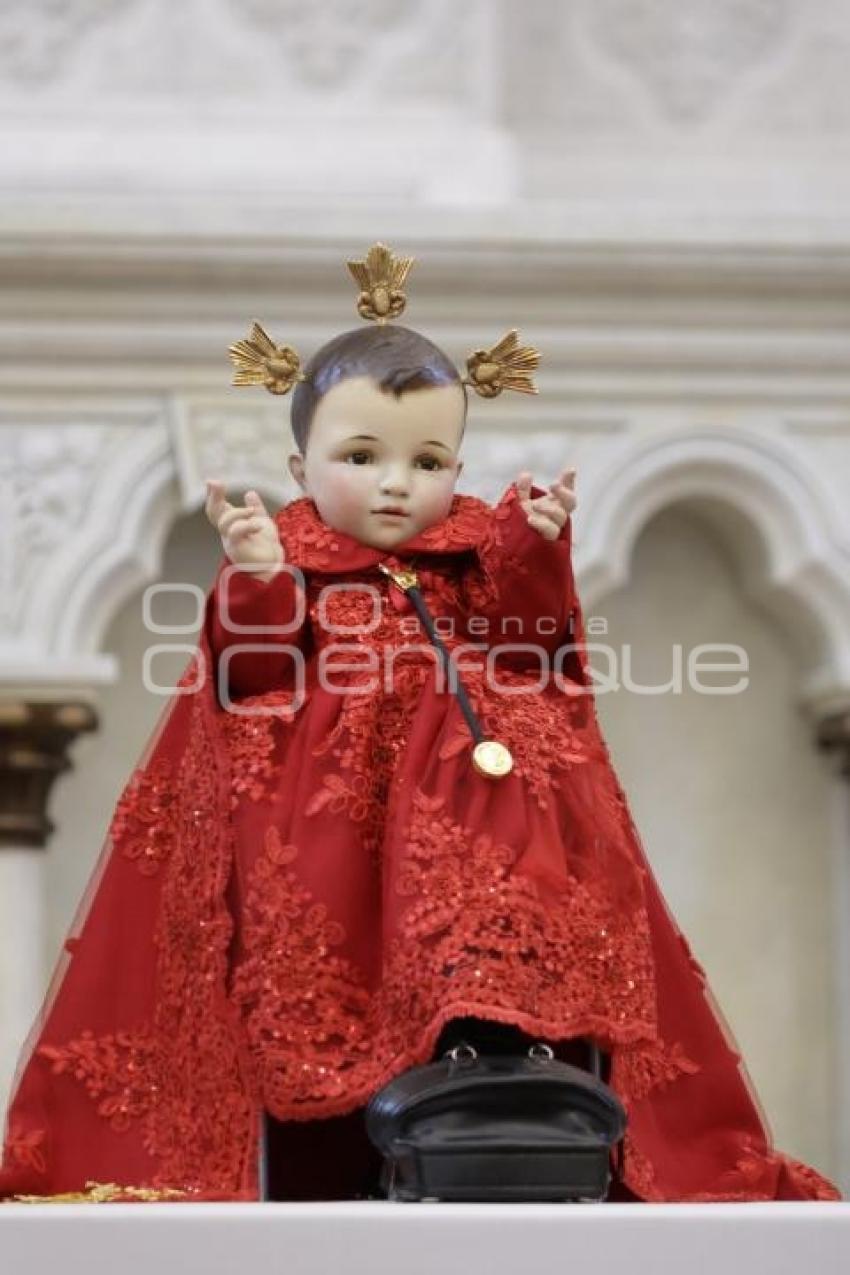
342, 434, 453, 452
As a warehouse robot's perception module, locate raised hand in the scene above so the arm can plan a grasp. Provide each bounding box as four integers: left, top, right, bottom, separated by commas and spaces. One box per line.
204, 479, 285, 579
515, 467, 577, 541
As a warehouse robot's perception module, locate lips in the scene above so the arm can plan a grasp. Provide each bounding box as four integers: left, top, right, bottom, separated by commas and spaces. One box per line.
374, 507, 408, 517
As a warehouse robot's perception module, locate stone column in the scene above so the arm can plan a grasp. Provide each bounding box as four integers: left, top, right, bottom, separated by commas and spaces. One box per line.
0, 702, 98, 1109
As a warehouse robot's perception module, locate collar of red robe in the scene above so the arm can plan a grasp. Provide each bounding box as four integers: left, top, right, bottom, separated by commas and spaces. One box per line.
273, 489, 514, 576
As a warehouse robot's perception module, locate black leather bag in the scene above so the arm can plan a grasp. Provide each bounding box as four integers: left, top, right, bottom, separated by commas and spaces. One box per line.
364, 1041, 628, 1202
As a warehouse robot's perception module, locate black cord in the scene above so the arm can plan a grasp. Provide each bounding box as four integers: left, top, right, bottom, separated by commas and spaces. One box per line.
403, 583, 484, 746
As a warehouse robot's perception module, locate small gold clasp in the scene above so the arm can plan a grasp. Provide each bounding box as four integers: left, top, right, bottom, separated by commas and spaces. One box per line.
378, 562, 419, 591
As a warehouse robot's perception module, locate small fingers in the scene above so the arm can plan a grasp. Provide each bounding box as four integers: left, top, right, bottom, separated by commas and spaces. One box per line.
226, 516, 265, 545
205, 482, 272, 536
530, 494, 568, 525
550, 467, 576, 496
244, 489, 269, 516
526, 511, 561, 541
550, 482, 577, 514
515, 471, 534, 504
204, 478, 232, 525
218, 504, 263, 537
550, 466, 576, 492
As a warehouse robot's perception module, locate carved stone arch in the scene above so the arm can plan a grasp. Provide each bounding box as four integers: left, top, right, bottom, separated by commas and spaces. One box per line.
24, 421, 175, 681
573, 427, 850, 725
27, 414, 291, 676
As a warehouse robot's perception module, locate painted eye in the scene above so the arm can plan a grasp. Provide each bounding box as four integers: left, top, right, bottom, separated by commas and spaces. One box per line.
346, 451, 372, 464
417, 456, 442, 471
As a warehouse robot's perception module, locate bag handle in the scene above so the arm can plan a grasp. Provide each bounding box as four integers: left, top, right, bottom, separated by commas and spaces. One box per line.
443, 1040, 556, 1074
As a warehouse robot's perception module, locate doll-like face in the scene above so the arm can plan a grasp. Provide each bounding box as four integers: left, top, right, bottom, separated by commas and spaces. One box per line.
288, 375, 465, 550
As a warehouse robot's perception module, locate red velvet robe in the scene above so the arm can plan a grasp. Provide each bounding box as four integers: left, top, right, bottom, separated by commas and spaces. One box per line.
0, 483, 841, 1202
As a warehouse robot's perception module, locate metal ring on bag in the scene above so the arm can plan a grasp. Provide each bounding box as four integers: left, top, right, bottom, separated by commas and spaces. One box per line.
444, 1042, 478, 1067
527, 1041, 554, 1062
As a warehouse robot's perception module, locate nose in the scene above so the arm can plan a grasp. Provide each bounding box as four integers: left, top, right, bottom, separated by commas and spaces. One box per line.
378, 464, 410, 497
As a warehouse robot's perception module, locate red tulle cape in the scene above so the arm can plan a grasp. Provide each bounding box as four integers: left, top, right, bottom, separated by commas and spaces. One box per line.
0, 487, 841, 1203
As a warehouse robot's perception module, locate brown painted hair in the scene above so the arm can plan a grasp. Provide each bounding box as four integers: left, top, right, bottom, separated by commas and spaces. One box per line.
290, 325, 467, 453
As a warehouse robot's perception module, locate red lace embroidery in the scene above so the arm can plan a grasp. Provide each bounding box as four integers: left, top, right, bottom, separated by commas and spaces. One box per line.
438, 667, 601, 811
303, 572, 433, 865
274, 501, 342, 569
459, 486, 536, 611
39, 1029, 159, 1136
36, 694, 257, 1193
112, 760, 179, 876
621, 1132, 660, 1199
111, 654, 214, 876
219, 693, 300, 810
304, 683, 418, 870
624, 1130, 842, 1203
771, 1156, 843, 1202
4, 1124, 47, 1175
388, 788, 662, 1041
713, 1136, 841, 1202
414, 497, 492, 554
230, 824, 378, 1112
226, 781, 698, 1126
611, 1037, 700, 1110
274, 492, 493, 573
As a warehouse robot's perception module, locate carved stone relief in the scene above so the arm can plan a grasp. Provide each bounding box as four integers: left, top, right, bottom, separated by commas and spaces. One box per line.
0, 0, 121, 84
173, 401, 297, 507
582, 0, 791, 125
748, 20, 850, 132
0, 424, 126, 637
0, 0, 475, 108
232, 0, 417, 89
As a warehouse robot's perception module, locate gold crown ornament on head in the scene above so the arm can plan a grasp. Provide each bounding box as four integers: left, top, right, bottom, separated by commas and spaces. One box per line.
227, 241, 541, 399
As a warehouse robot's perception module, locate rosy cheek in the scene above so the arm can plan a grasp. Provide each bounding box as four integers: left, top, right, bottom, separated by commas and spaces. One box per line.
429, 477, 456, 514
324, 469, 367, 515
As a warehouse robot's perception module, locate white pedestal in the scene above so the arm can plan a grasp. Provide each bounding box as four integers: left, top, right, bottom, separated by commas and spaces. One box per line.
1, 1201, 848, 1275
